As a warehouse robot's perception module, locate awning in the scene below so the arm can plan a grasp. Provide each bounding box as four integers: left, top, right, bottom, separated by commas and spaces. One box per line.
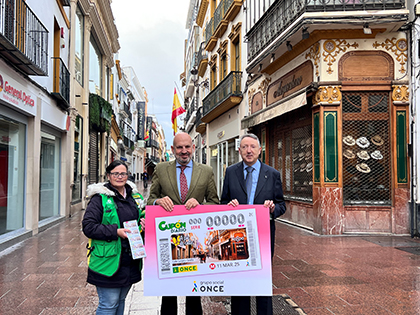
241, 90, 307, 129
145, 160, 158, 168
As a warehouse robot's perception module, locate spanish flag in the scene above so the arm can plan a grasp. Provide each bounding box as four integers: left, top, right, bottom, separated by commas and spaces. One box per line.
171, 88, 185, 135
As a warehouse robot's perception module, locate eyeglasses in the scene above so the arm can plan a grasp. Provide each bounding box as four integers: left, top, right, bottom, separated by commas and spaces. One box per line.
109, 172, 128, 178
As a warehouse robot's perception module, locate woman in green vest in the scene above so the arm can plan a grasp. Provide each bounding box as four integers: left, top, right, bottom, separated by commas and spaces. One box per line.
82, 160, 145, 315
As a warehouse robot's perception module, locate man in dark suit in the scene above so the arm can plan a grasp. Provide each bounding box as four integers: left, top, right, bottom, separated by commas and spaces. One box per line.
221, 133, 286, 315
147, 132, 219, 315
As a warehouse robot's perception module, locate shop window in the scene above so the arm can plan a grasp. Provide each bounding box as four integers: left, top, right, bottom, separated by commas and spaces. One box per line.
291, 126, 313, 198
342, 92, 391, 205
271, 124, 312, 200
0, 115, 25, 235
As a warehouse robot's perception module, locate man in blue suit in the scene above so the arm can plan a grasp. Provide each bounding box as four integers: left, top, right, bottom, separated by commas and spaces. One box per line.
221, 133, 286, 315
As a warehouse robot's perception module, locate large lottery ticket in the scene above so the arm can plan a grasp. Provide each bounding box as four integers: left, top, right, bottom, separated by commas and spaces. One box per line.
144, 205, 272, 296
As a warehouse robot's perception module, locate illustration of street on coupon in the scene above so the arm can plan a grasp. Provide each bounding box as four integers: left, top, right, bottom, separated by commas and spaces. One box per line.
155, 208, 261, 279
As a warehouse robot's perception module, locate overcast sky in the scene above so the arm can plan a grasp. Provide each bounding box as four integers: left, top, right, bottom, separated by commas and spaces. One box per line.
111, 0, 190, 149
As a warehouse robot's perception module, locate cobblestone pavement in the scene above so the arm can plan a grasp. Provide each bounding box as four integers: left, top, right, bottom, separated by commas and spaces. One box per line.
1, 181, 420, 314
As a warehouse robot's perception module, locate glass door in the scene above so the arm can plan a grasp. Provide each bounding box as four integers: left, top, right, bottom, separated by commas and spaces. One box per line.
39, 132, 60, 220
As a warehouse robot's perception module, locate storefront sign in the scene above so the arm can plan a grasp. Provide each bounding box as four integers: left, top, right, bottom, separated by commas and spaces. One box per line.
144, 205, 272, 296
0, 75, 35, 107
266, 60, 313, 106
0, 59, 37, 116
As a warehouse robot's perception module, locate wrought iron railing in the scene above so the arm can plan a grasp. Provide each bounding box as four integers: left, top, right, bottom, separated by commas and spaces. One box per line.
122, 102, 132, 121
0, 0, 48, 75
151, 155, 160, 163
197, 43, 208, 65
151, 139, 160, 149
203, 71, 242, 116
246, 0, 406, 63
204, 0, 239, 47
123, 136, 129, 148
204, 16, 215, 47
185, 99, 197, 123
213, 0, 227, 33
52, 57, 70, 107
195, 107, 203, 126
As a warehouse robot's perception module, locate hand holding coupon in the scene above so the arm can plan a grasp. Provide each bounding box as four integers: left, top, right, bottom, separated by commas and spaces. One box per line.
123, 220, 146, 259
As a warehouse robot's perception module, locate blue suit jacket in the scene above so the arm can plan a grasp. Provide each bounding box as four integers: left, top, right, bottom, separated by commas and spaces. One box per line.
221, 161, 286, 259
221, 161, 286, 218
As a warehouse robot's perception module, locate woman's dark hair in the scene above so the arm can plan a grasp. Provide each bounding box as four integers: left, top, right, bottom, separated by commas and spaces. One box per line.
106, 160, 128, 174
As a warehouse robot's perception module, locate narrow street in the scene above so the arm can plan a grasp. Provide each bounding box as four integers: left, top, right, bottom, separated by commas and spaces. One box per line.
0, 180, 419, 314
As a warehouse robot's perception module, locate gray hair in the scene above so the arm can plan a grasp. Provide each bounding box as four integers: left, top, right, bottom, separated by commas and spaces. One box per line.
239, 133, 261, 147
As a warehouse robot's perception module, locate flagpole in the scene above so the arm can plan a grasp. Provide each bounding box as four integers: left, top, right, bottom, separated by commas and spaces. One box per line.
174, 81, 184, 104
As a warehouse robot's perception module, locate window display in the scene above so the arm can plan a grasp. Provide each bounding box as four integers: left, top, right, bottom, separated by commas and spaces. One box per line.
342, 92, 391, 205
270, 122, 312, 201
0, 115, 25, 235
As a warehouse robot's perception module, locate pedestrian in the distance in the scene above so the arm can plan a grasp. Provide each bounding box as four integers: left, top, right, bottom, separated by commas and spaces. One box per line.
82, 160, 145, 315
143, 171, 148, 189
128, 171, 136, 182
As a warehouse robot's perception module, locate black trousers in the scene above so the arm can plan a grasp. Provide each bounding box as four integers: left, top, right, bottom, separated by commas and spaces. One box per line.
231, 296, 272, 315
160, 296, 202, 315
231, 221, 276, 315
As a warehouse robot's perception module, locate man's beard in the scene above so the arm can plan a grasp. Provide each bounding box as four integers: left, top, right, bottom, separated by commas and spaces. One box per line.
177, 155, 191, 165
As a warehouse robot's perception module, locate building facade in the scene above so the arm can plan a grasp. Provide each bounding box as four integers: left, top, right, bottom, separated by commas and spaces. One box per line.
183, 0, 246, 196
68, 0, 119, 213
243, 0, 410, 235
409, 1, 420, 236
0, 0, 72, 250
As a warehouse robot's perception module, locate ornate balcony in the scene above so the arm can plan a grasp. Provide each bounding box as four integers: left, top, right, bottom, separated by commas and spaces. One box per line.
0, 0, 48, 76
204, 17, 216, 51
119, 101, 132, 122
184, 99, 197, 132
51, 57, 70, 110
246, 0, 406, 65
151, 139, 160, 149
202, 71, 242, 123
204, 0, 243, 51
195, 107, 206, 134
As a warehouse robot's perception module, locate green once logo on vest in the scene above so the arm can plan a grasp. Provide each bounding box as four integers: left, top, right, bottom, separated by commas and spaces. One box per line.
158, 220, 187, 233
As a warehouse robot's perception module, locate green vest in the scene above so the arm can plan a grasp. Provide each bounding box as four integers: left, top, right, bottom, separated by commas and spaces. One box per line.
86, 192, 145, 277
